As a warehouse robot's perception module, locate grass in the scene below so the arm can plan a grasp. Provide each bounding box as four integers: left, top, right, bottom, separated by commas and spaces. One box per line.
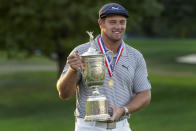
0, 38, 196, 131
130, 73, 196, 131
0, 71, 76, 131
127, 38, 196, 74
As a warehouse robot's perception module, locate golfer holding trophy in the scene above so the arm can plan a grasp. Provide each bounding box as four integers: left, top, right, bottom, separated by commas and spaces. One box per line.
57, 3, 151, 131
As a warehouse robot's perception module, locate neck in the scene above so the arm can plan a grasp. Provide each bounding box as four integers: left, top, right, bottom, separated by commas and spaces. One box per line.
101, 35, 122, 54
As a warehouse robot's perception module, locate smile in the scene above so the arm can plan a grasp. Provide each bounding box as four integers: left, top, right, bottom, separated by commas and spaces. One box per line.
113, 31, 121, 34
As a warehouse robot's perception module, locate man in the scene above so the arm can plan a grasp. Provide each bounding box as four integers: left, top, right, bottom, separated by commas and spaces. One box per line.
57, 3, 151, 131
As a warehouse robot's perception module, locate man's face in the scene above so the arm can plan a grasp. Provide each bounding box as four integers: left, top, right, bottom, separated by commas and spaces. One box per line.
99, 15, 127, 42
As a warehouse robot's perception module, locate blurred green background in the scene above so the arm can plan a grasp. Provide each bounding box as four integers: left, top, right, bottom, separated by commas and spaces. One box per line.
0, 0, 196, 131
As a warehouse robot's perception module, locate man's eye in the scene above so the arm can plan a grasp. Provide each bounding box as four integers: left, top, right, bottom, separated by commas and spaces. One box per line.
109, 21, 116, 24
120, 21, 126, 25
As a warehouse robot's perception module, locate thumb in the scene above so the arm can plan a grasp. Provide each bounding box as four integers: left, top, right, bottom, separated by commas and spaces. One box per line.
108, 105, 114, 120
74, 50, 79, 56
108, 105, 114, 110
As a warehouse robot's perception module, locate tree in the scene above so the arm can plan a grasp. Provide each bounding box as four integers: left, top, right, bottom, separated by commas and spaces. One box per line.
0, 0, 163, 76
156, 0, 196, 38
122, 0, 163, 37
0, 0, 102, 75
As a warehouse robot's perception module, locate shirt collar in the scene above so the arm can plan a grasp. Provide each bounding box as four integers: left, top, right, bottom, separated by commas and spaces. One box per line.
94, 35, 127, 57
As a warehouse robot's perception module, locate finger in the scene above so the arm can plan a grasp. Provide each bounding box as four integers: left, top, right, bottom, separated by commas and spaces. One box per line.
67, 57, 80, 65
70, 66, 80, 71
68, 62, 81, 69
69, 63, 81, 71
73, 50, 81, 62
75, 50, 80, 57
68, 54, 78, 59
68, 50, 79, 58
67, 54, 81, 62
67, 51, 81, 71
108, 106, 114, 116
67, 57, 80, 64
110, 114, 116, 122
68, 57, 82, 69
108, 105, 115, 110
75, 50, 79, 55
108, 105, 115, 121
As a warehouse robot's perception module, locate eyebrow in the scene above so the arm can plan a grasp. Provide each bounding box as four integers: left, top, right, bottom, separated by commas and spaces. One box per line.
108, 19, 126, 21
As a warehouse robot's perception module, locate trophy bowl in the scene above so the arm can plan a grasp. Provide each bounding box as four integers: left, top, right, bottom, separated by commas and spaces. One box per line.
83, 54, 105, 87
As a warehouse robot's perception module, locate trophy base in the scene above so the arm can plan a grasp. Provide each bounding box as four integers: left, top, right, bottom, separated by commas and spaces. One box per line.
85, 95, 110, 122
84, 114, 110, 122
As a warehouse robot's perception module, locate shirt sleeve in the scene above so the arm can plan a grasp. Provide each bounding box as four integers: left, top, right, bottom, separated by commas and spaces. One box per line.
133, 52, 151, 93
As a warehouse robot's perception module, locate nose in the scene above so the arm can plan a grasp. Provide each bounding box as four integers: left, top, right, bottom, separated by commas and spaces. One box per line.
115, 23, 121, 29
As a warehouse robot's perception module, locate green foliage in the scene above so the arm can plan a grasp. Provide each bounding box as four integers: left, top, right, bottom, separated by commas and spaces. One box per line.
0, 0, 163, 57
0, 0, 100, 57
0, 0, 164, 75
0, 0, 103, 74
154, 0, 196, 38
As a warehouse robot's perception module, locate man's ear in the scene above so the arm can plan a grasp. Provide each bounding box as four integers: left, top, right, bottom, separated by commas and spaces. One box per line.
98, 19, 103, 28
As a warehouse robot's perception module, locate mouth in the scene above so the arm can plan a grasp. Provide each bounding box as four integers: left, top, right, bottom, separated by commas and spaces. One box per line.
112, 31, 121, 34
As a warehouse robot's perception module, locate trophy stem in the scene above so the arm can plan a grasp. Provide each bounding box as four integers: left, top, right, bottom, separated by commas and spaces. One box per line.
91, 86, 100, 96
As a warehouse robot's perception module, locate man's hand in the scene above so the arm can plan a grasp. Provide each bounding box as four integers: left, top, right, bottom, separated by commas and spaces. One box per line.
109, 105, 125, 122
67, 50, 81, 71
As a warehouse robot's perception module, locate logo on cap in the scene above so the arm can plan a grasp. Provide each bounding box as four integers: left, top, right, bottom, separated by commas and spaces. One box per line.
112, 7, 119, 10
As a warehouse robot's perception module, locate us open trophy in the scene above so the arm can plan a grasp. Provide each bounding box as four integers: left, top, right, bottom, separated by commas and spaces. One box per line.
81, 31, 110, 122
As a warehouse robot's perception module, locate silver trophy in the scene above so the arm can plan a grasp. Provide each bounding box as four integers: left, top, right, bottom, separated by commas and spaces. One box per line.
81, 31, 110, 121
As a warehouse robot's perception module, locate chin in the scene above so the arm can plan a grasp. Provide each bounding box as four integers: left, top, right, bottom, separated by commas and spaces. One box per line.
111, 38, 121, 43
112, 35, 123, 41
